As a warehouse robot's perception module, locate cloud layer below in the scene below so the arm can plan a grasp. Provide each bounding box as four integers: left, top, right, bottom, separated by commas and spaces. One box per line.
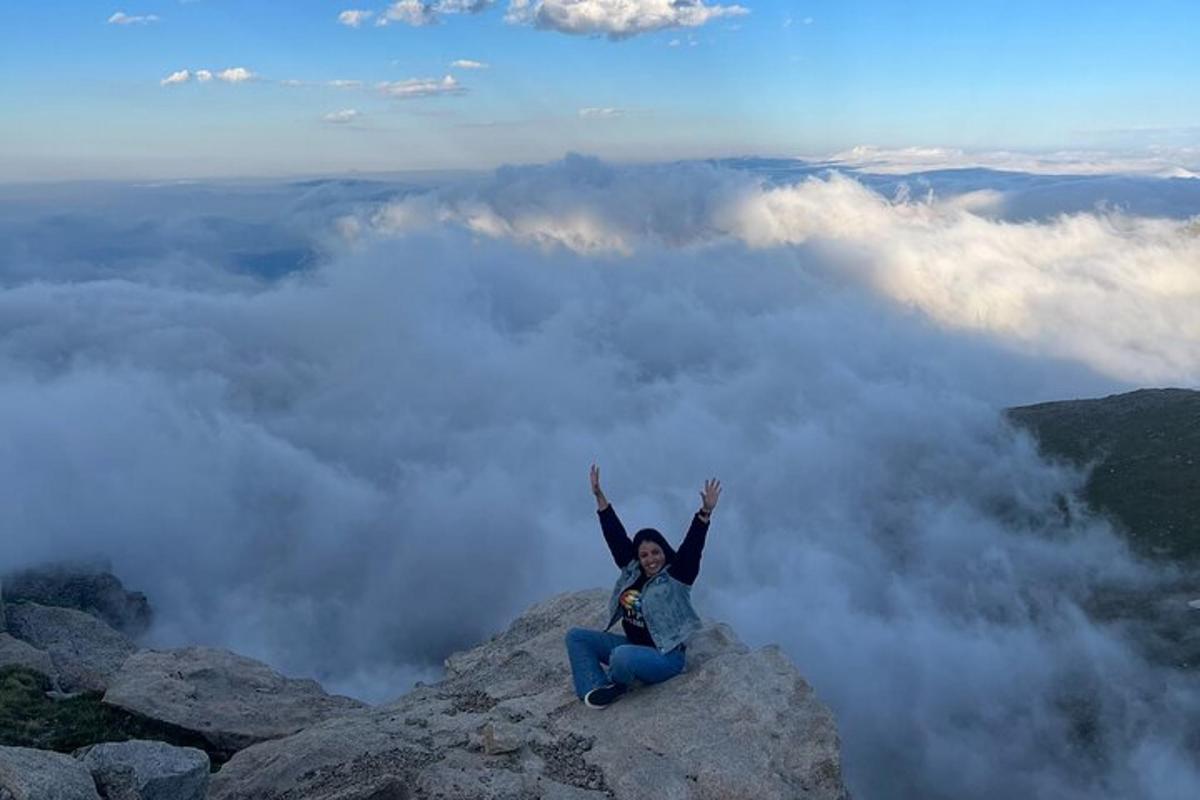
362, 155, 1200, 386
1, 159, 1198, 799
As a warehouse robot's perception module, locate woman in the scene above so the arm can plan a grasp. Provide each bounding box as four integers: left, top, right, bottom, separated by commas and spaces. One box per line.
565, 463, 721, 708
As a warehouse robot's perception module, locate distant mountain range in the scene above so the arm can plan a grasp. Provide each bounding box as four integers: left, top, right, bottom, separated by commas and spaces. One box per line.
1007, 388, 1200, 561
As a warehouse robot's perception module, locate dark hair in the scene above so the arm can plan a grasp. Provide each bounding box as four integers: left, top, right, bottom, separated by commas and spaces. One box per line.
632, 528, 677, 566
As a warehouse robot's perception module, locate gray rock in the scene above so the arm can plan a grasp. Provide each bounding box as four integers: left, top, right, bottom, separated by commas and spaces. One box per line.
103, 647, 367, 758
0, 634, 56, 683
2, 563, 152, 638
5, 603, 136, 693
0, 746, 101, 800
76, 740, 209, 800
209, 589, 849, 800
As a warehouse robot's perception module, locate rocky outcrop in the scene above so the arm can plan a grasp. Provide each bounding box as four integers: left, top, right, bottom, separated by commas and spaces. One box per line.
0, 746, 101, 800
5, 603, 137, 693
2, 564, 152, 638
0, 633, 56, 682
76, 740, 209, 800
210, 589, 849, 800
103, 647, 368, 760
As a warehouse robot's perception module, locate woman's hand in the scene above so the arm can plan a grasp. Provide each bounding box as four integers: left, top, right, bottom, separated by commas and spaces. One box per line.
590, 463, 610, 510
699, 477, 722, 514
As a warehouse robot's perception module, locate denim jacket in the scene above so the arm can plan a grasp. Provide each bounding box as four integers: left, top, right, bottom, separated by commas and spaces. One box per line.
598, 506, 709, 654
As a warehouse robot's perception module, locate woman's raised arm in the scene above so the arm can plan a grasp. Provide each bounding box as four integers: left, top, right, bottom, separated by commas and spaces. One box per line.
670, 477, 721, 585
591, 463, 634, 568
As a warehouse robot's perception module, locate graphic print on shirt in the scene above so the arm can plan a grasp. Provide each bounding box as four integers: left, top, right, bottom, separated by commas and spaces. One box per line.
620, 587, 645, 629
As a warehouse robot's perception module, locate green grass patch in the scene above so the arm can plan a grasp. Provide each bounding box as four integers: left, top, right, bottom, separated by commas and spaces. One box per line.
0, 666, 223, 767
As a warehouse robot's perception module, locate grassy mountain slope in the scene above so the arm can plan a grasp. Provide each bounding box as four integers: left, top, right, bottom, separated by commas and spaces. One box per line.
1007, 388, 1200, 561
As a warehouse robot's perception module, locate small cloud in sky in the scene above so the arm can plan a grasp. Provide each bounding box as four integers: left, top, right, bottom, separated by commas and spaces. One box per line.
803, 16, 813, 24
505, 0, 747, 39
217, 67, 254, 83
322, 109, 362, 124
160, 69, 190, 86
338, 9, 375, 27
451, 59, 489, 69
381, 0, 492, 26
384, 0, 436, 26
438, 0, 493, 11
578, 107, 624, 119
668, 38, 680, 46
376, 75, 465, 98
278, 79, 363, 89
162, 67, 254, 86
108, 11, 160, 25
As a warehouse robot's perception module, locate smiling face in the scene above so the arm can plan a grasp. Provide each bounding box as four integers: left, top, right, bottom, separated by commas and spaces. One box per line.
638, 541, 666, 577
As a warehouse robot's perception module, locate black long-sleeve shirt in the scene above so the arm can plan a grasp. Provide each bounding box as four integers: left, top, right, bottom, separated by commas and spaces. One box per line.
597, 505, 709, 586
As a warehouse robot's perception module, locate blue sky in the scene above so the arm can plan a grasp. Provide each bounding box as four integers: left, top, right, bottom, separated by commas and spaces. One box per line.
2, 0, 1198, 179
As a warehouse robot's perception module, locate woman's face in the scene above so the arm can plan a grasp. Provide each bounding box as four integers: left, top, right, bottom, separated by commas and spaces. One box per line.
638, 542, 665, 577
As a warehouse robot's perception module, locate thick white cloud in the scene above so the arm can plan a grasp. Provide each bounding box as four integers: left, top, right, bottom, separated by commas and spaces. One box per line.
2, 163, 1198, 799
376, 75, 464, 98
322, 109, 361, 124
450, 59, 488, 69
506, 0, 748, 38
217, 67, 254, 83
159, 69, 190, 86
365, 156, 1200, 385
337, 9, 375, 27
195, 69, 213, 82
108, 11, 160, 25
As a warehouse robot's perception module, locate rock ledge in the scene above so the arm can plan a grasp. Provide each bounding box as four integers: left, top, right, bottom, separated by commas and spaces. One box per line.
210, 589, 849, 800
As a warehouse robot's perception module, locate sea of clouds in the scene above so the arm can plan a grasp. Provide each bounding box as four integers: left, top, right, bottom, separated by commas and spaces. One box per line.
2, 157, 1198, 799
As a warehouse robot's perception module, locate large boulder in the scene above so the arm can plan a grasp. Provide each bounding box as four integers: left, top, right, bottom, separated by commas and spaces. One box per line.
210, 589, 849, 800
0, 746, 101, 800
103, 647, 367, 760
5, 603, 137, 693
1, 564, 152, 638
76, 740, 209, 800
0, 634, 56, 683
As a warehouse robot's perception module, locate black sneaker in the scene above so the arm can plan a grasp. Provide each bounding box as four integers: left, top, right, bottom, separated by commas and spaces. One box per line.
583, 683, 627, 709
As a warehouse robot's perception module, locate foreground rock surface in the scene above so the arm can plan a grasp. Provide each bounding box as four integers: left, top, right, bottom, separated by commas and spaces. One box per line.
103, 647, 367, 760
77, 740, 209, 800
0, 746, 101, 800
2, 563, 152, 637
211, 589, 848, 800
5, 603, 137, 693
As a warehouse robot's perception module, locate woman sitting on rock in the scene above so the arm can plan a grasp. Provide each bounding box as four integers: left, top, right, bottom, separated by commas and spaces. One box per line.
565, 464, 721, 708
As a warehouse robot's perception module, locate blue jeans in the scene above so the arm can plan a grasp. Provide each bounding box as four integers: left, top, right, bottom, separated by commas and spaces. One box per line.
564, 627, 686, 699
